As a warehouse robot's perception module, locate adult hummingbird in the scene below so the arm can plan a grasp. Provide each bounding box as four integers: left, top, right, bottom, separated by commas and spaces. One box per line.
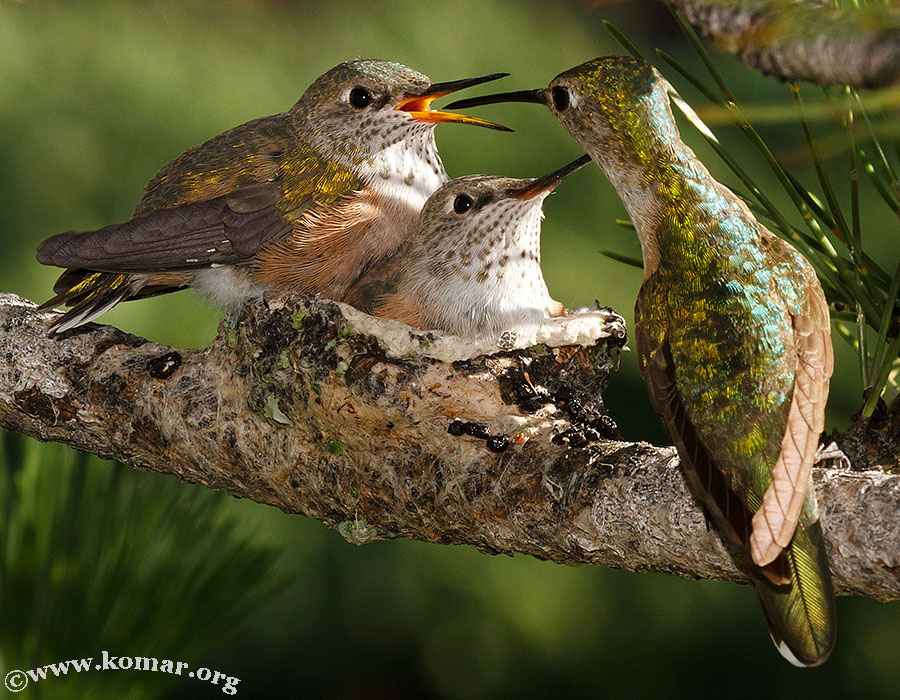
345, 155, 590, 337
451, 56, 837, 665
36, 59, 510, 333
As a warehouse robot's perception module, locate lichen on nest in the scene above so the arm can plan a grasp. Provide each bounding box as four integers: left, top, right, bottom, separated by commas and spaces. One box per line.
254, 293, 628, 363
219, 295, 630, 459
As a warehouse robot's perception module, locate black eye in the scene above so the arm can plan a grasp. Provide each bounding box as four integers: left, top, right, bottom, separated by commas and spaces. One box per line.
551, 86, 570, 111
453, 194, 473, 214
349, 87, 373, 109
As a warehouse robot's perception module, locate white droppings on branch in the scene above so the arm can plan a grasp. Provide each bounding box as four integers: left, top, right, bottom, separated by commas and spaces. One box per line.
335, 300, 627, 362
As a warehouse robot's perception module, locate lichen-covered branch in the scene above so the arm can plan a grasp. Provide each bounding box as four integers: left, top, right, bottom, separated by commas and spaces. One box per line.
665, 0, 900, 88
0, 291, 898, 601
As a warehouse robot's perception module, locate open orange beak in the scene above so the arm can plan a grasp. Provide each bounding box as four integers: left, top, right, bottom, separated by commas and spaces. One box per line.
396, 73, 513, 131
509, 154, 592, 199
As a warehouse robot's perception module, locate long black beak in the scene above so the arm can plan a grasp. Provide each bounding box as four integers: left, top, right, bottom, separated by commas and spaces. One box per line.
396, 73, 514, 131
446, 88, 547, 111
422, 73, 510, 97
509, 154, 592, 200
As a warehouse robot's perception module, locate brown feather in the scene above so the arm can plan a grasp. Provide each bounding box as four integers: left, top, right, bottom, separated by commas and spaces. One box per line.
37, 185, 291, 272
253, 188, 388, 301
549, 300, 567, 318
750, 257, 833, 567
370, 293, 423, 328
134, 114, 287, 217
341, 253, 406, 316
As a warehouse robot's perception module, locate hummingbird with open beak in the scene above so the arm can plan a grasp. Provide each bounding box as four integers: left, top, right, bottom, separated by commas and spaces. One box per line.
36, 59, 510, 333
345, 155, 590, 337
451, 56, 837, 666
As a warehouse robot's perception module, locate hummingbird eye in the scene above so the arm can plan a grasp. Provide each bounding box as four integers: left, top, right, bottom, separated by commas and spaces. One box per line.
453, 194, 474, 214
349, 87, 373, 109
551, 86, 570, 111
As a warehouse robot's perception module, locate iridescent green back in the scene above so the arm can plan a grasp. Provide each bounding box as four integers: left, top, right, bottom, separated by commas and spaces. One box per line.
635, 165, 806, 511
551, 55, 836, 664
135, 114, 358, 220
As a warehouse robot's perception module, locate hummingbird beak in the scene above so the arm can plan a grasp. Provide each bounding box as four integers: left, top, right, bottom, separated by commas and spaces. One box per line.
396, 73, 514, 131
509, 154, 592, 200
445, 88, 548, 111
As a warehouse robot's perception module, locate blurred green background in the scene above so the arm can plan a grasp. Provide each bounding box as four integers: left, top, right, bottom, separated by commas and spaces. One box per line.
1, 0, 898, 698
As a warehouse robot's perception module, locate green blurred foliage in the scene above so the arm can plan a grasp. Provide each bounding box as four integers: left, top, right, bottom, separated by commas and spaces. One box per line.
0, 431, 283, 699
0, 0, 898, 698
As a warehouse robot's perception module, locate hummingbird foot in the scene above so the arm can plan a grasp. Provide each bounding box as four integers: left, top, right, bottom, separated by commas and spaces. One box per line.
814, 441, 851, 470
497, 330, 520, 351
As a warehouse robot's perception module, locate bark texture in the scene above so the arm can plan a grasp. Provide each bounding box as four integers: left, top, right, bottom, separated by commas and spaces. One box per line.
666, 0, 900, 88
0, 291, 898, 601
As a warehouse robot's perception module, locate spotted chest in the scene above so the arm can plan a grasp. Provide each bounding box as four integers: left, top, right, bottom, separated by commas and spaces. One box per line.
408, 199, 559, 336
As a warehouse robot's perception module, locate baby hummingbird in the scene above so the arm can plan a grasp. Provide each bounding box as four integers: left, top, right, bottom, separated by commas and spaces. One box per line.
346, 155, 591, 338
36, 59, 510, 333
452, 57, 837, 666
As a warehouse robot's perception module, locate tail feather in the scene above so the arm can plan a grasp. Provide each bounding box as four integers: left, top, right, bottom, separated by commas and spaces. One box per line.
40, 271, 145, 333
753, 519, 837, 667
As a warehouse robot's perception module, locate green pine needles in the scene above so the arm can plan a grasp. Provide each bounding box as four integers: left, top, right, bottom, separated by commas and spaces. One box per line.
0, 430, 285, 700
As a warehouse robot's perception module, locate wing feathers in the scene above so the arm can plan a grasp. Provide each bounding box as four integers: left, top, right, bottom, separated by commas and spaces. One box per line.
750, 288, 832, 567
37, 184, 291, 273
637, 299, 790, 585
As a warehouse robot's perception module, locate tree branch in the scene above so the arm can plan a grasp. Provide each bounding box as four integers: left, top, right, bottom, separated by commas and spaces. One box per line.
665, 0, 900, 88
1, 291, 897, 601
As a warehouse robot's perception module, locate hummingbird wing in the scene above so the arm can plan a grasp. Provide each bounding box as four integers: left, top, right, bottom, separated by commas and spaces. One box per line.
37, 113, 365, 332
37, 185, 292, 272
635, 278, 791, 585
749, 238, 834, 567
637, 259, 836, 666
134, 113, 292, 217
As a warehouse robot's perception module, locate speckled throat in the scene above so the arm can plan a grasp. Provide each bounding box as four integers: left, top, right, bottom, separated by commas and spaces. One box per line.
304, 112, 450, 260
409, 197, 557, 337
360, 122, 449, 251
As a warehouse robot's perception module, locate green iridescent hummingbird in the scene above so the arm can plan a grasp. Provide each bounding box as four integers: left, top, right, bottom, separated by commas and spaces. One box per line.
451, 56, 837, 666
36, 59, 509, 333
